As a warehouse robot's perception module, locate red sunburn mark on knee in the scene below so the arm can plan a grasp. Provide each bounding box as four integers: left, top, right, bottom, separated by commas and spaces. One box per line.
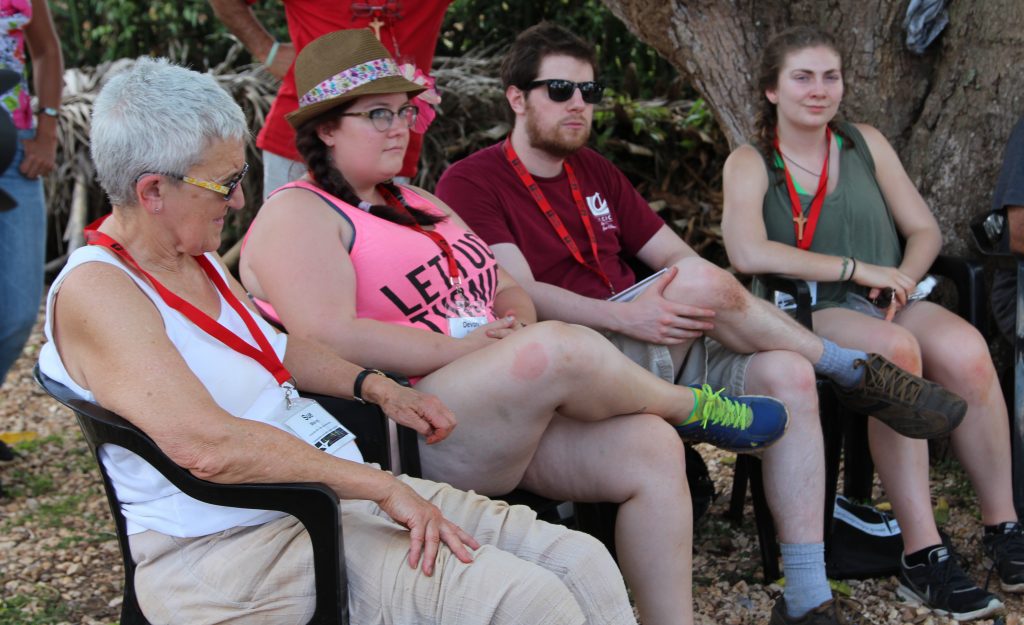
510, 342, 549, 381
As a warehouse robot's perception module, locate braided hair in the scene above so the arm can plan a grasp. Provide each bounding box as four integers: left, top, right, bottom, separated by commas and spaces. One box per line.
754, 26, 852, 180
294, 103, 444, 227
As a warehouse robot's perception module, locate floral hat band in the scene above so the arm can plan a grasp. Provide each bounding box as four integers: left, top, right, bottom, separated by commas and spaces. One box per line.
286, 29, 426, 129
298, 57, 400, 107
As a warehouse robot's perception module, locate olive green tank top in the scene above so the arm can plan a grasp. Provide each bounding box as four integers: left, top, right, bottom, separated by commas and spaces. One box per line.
754, 122, 902, 310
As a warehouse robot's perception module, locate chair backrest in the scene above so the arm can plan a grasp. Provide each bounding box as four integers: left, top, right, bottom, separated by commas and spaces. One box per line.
33, 365, 349, 625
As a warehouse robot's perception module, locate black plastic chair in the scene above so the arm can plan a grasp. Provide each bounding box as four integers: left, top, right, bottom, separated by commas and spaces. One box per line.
34, 365, 372, 625
727, 254, 987, 580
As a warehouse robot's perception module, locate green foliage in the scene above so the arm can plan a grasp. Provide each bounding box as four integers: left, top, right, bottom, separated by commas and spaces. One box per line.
11, 433, 63, 454
49, 0, 288, 68
0, 593, 69, 625
3, 469, 55, 498
441, 0, 678, 98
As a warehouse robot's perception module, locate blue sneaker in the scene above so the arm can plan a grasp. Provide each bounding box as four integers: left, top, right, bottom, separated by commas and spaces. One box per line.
675, 384, 789, 452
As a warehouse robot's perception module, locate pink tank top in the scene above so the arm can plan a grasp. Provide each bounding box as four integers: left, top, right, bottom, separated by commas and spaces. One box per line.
269, 181, 498, 335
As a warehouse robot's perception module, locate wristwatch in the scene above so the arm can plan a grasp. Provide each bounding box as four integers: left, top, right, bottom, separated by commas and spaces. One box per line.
36, 107, 58, 118
353, 368, 388, 404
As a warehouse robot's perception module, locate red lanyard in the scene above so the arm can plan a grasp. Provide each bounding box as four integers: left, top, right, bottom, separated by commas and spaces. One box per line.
377, 185, 464, 293
83, 216, 293, 385
502, 137, 615, 295
775, 127, 831, 250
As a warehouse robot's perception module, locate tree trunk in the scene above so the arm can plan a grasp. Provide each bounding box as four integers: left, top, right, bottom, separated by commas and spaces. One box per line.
602, 0, 1024, 253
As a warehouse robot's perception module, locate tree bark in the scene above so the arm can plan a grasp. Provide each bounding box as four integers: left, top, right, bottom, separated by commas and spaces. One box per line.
602, 0, 1024, 253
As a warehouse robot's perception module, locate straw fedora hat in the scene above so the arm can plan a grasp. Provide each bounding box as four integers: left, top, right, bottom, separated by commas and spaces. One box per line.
286, 29, 425, 129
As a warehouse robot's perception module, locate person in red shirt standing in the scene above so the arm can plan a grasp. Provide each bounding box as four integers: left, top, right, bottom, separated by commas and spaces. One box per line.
210, 0, 449, 194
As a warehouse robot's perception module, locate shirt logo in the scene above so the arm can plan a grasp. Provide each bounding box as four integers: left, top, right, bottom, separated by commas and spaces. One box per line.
586, 192, 617, 231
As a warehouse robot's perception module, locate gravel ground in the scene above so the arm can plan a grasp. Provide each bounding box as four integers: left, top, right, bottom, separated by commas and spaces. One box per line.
2, 315, 1024, 624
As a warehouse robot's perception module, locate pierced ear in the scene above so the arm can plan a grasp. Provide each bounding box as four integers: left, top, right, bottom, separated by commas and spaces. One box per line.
135, 173, 165, 214
506, 85, 527, 115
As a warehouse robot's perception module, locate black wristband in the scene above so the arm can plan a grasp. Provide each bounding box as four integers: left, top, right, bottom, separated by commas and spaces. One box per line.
353, 368, 386, 404
847, 257, 858, 282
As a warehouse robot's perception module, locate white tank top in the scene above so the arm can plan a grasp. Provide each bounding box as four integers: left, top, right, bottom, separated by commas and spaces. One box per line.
38, 245, 363, 537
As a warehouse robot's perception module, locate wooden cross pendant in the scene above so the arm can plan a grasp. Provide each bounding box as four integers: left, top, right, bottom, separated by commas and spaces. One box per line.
368, 17, 385, 39
793, 213, 807, 241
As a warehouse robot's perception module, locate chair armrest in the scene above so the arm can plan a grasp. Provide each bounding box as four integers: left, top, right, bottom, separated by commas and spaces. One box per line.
760, 274, 815, 330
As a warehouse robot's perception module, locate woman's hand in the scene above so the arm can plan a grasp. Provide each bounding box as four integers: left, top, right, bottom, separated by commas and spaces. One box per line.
377, 478, 481, 576
851, 261, 916, 307
461, 315, 524, 346
368, 378, 456, 444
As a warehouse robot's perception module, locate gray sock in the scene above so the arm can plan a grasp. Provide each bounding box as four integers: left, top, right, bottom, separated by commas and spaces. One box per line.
813, 339, 867, 388
781, 542, 832, 617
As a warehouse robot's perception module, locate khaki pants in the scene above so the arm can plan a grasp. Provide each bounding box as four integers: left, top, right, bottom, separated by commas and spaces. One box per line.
130, 474, 636, 625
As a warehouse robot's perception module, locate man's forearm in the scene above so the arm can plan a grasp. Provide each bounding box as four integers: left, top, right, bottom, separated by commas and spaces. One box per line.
209, 0, 277, 60
524, 280, 623, 332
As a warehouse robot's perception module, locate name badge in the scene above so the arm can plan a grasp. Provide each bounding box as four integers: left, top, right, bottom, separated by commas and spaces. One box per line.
281, 397, 356, 456
448, 315, 487, 339
774, 281, 817, 311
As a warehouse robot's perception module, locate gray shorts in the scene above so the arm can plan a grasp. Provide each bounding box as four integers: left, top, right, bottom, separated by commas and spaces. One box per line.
603, 272, 754, 394
605, 333, 754, 394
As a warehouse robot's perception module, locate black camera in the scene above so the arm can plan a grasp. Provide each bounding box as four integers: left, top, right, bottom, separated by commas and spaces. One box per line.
869, 288, 894, 309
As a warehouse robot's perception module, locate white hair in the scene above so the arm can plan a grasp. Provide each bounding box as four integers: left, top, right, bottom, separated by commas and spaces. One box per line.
90, 57, 248, 206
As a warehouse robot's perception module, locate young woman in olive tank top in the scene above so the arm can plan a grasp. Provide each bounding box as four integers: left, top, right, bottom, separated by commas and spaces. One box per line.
721, 25, 1019, 623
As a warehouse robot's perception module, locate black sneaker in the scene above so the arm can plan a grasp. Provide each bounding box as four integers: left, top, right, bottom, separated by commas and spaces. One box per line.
897, 545, 1004, 620
835, 354, 967, 439
768, 596, 865, 624
983, 522, 1024, 592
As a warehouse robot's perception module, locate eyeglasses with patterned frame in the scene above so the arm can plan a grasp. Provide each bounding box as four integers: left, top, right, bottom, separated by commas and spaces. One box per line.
139, 163, 250, 202
340, 104, 419, 132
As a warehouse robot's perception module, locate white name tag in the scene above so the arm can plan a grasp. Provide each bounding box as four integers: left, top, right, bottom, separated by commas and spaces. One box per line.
282, 397, 356, 456
447, 315, 488, 339
774, 281, 817, 311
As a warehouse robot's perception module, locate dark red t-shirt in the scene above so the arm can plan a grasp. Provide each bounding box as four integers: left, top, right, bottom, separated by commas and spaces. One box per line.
252, 0, 450, 177
436, 142, 665, 298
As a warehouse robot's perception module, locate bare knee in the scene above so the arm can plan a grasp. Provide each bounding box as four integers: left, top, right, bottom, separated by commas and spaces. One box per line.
747, 351, 818, 422
874, 327, 922, 373
927, 325, 997, 396
518, 320, 618, 377
665, 256, 748, 312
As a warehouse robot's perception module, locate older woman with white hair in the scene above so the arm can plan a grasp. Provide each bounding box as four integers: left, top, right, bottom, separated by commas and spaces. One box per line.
37, 57, 638, 625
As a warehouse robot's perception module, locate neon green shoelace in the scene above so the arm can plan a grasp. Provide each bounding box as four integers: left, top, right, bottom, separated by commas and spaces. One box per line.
696, 384, 752, 430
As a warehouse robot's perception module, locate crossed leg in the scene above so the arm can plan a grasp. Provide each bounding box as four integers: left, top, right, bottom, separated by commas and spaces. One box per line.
414, 321, 697, 625
662, 256, 826, 361
415, 320, 696, 494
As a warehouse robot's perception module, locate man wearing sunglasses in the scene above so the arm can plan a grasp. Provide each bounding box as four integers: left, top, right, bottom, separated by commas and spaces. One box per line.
438, 22, 966, 623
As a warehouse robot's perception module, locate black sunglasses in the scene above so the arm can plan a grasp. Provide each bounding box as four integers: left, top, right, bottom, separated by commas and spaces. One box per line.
525, 79, 605, 104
